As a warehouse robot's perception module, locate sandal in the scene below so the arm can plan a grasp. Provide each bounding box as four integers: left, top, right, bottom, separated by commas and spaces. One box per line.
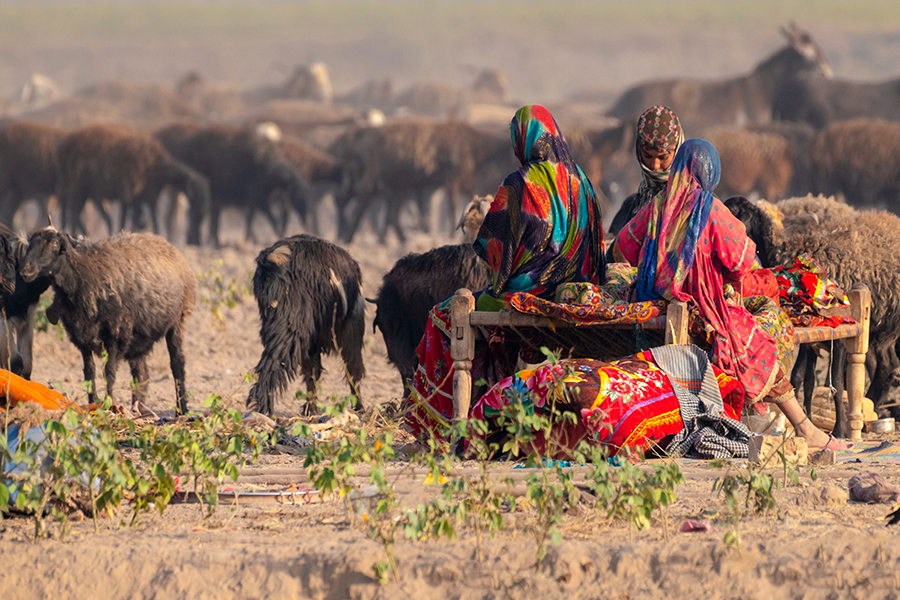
810, 433, 849, 453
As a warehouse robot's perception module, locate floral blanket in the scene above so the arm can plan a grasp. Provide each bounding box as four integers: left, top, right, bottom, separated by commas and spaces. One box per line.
470, 351, 744, 457
771, 253, 853, 328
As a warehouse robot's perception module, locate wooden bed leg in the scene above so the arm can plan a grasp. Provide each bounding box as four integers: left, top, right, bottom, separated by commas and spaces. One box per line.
665, 300, 689, 345
845, 283, 871, 442
450, 288, 476, 429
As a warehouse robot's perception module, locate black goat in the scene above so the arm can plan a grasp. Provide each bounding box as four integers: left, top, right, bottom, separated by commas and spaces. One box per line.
0, 224, 53, 379
247, 235, 365, 415
21, 229, 197, 414
371, 243, 491, 389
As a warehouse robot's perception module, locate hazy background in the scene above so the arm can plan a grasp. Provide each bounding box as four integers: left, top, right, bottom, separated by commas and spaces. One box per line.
1, 0, 898, 106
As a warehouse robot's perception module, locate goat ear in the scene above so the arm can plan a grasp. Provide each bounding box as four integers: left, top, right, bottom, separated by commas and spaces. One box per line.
58, 234, 68, 254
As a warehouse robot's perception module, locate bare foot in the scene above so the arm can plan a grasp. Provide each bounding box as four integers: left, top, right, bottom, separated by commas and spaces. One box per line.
795, 418, 849, 451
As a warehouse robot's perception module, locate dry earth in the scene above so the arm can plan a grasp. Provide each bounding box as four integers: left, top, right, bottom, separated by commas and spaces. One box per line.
1, 215, 899, 599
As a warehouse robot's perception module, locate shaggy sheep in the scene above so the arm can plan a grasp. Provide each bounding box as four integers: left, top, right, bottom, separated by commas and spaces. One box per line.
807, 119, 900, 211
156, 124, 311, 246
247, 235, 365, 415
56, 125, 211, 242
371, 196, 491, 388
21, 229, 197, 414
0, 121, 67, 227
704, 127, 794, 202
724, 196, 900, 423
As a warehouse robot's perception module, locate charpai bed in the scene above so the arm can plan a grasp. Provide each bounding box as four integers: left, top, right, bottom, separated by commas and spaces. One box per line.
448, 283, 872, 441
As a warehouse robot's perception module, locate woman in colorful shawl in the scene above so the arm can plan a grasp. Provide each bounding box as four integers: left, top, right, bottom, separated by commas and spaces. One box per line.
607, 106, 685, 237
616, 138, 845, 451
404, 104, 606, 440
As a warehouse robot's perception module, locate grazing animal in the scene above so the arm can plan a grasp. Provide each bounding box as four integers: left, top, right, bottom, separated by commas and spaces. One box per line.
330, 121, 511, 243
607, 23, 832, 132
704, 127, 794, 201
156, 124, 310, 246
20, 229, 197, 414
773, 71, 900, 129
275, 134, 344, 236
0, 224, 54, 379
0, 120, 67, 227
247, 235, 365, 415
725, 196, 900, 425
371, 197, 491, 387
807, 119, 900, 212
55, 125, 211, 241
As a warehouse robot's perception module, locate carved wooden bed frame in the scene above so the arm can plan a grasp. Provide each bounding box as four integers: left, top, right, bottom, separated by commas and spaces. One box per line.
448, 283, 872, 441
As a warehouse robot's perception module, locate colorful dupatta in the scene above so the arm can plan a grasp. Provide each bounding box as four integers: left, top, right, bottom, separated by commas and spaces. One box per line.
474, 104, 605, 311
635, 139, 719, 302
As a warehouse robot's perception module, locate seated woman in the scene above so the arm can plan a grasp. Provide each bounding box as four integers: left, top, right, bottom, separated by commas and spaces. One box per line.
616, 138, 845, 451
403, 104, 606, 440
607, 106, 684, 238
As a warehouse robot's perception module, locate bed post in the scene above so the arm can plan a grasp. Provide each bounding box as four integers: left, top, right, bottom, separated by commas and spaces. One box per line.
450, 288, 476, 427
845, 283, 871, 442
665, 300, 689, 345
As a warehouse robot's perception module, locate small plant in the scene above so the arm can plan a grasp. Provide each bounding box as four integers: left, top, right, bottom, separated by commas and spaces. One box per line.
196, 260, 251, 327
710, 458, 778, 551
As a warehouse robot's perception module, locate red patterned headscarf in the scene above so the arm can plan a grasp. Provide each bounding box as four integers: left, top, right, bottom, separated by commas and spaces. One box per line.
634, 106, 685, 197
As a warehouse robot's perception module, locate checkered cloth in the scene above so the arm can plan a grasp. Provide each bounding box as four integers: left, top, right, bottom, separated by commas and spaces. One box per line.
651, 344, 750, 459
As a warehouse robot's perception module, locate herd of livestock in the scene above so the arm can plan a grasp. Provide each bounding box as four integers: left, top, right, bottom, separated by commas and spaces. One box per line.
1, 23, 900, 424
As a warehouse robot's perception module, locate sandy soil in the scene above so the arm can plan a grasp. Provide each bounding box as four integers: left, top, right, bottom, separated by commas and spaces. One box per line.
2, 218, 900, 599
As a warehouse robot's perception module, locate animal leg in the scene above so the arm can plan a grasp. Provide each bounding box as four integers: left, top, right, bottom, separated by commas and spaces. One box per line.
802, 347, 817, 416
300, 351, 323, 401
831, 344, 848, 438
0, 317, 11, 372
244, 207, 258, 244
103, 346, 122, 403
129, 356, 151, 411
15, 306, 36, 379
81, 348, 98, 404
209, 206, 222, 248
338, 306, 366, 410
165, 325, 188, 415
790, 346, 808, 412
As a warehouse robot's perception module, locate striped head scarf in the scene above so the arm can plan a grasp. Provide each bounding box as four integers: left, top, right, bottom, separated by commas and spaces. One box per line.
635, 138, 720, 302
474, 104, 606, 310
634, 106, 685, 204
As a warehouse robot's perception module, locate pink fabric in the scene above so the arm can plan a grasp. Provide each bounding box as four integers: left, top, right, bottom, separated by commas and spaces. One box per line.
617, 197, 779, 403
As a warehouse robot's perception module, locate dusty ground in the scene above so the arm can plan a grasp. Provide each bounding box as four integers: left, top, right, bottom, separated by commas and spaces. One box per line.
2, 216, 900, 599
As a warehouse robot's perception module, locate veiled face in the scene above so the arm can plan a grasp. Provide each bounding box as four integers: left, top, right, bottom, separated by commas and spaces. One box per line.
640, 146, 676, 172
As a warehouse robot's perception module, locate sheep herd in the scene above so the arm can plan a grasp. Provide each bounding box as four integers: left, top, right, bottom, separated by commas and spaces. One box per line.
1, 22, 900, 420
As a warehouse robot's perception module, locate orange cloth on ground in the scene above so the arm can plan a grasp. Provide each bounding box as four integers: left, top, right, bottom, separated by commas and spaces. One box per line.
0, 370, 74, 411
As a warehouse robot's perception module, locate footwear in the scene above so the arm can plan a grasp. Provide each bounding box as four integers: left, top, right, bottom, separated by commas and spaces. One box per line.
810, 433, 849, 453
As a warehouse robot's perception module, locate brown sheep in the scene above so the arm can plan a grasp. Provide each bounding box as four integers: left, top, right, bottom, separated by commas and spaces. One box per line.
275, 134, 343, 235
329, 120, 512, 243
808, 118, 900, 211
21, 229, 197, 414
704, 126, 794, 201
156, 124, 311, 246
0, 120, 66, 227
56, 125, 211, 241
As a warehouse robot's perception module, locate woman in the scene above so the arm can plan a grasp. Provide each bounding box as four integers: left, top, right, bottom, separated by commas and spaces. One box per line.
616, 138, 844, 451
404, 104, 606, 440
607, 105, 685, 237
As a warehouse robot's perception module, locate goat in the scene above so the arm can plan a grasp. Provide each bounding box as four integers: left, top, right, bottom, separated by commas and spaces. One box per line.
371, 196, 491, 388
0, 121, 67, 228
247, 235, 365, 415
0, 224, 53, 379
21, 229, 197, 414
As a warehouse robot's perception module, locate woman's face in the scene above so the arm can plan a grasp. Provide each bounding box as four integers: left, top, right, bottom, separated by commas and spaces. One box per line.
640, 146, 676, 172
